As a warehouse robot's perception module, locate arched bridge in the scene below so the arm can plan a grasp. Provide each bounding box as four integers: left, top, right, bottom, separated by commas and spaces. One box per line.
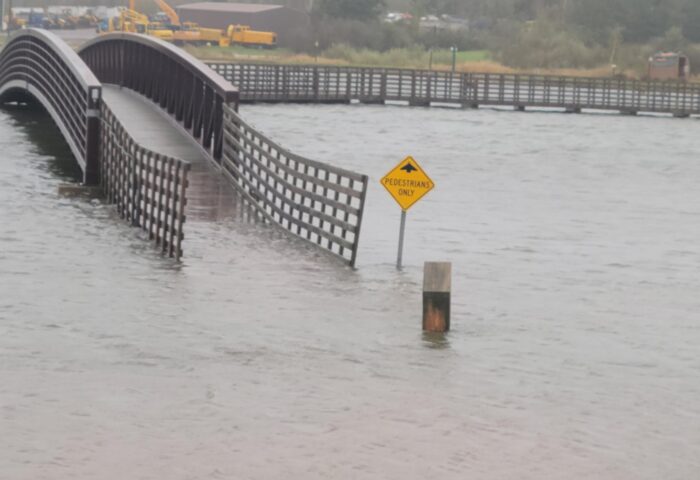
0, 29, 102, 184
0, 30, 369, 266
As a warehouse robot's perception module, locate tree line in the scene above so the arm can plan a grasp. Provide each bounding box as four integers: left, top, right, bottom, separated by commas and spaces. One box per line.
319, 0, 700, 43
311, 0, 700, 72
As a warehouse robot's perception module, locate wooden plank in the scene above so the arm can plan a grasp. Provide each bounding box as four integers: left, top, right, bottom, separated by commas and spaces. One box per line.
423, 262, 452, 293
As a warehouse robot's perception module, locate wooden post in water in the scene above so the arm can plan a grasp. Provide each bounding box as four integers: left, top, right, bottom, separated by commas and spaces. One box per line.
423, 262, 451, 332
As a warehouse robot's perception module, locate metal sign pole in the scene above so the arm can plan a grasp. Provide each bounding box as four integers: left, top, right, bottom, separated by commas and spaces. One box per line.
6, 0, 11, 36
396, 209, 407, 270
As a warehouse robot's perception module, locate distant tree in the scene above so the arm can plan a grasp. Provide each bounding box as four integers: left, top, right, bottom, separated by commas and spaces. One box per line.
314, 0, 386, 20
657, 26, 687, 52
682, 1, 700, 42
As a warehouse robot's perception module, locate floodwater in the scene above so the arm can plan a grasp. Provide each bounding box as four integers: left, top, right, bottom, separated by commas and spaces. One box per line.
2, 102, 700, 479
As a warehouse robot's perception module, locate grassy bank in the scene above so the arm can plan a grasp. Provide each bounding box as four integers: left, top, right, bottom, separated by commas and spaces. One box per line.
185, 43, 654, 79
185, 44, 494, 71
1, 34, 692, 81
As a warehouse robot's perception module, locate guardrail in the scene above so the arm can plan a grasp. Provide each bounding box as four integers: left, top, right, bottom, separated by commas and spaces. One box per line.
0, 29, 102, 184
208, 63, 700, 116
221, 104, 368, 267
101, 102, 190, 260
80, 33, 239, 163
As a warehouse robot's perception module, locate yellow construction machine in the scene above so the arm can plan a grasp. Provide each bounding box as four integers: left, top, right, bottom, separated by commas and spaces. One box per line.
98, 8, 173, 41
98, 0, 276, 48
150, 0, 277, 47
225, 25, 277, 48
149, 0, 232, 46
9, 15, 28, 30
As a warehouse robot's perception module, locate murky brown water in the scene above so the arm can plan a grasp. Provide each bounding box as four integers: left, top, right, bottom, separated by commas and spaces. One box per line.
2, 103, 700, 479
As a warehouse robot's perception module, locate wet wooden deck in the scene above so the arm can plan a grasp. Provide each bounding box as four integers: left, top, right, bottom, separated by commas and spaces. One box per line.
101, 85, 240, 222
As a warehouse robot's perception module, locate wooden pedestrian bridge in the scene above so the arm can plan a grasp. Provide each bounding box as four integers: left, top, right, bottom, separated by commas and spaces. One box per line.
1, 29, 697, 266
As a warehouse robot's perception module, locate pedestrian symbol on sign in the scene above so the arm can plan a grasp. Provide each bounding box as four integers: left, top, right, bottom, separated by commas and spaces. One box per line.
400, 162, 418, 173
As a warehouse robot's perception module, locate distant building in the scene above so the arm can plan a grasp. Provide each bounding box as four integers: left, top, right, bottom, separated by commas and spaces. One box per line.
419, 14, 468, 32
648, 52, 690, 81
384, 12, 413, 24
176, 2, 310, 46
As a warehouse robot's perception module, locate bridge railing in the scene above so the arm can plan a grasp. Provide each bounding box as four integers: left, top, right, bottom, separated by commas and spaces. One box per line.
221, 104, 368, 267
0, 29, 102, 184
80, 33, 238, 162
101, 102, 190, 260
209, 63, 700, 115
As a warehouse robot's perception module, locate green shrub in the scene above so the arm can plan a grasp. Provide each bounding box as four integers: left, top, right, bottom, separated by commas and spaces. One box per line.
494, 21, 606, 69
322, 43, 427, 67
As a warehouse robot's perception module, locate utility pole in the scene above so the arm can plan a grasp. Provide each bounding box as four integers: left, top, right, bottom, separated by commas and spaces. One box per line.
430, 25, 437, 70
6, 0, 12, 36
5, 0, 10, 37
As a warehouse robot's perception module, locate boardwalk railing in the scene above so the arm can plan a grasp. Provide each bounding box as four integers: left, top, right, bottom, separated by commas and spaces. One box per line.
101, 102, 190, 260
209, 63, 700, 116
221, 104, 368, 266
0, 29, 102, 184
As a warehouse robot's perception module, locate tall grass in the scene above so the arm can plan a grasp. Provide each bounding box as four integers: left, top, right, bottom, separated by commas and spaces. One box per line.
186, 41, 700, 80
190, 43, 495, 70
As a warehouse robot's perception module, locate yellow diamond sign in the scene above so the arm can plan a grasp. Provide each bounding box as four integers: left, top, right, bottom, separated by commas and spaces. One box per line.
381, 156, 435, 211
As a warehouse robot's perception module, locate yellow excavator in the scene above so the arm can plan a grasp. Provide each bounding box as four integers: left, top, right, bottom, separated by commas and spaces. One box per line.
98, 6, 173, 41
150, 0, 224, 45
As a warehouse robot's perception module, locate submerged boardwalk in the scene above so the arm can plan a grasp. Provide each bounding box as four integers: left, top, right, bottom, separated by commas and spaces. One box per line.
209, 63, 700, 117
102, 85, 239, 222
1, 30, 369, 264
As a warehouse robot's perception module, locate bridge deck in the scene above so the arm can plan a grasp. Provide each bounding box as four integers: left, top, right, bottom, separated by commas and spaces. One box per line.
102, 85, 239, 221
102, 85, 205, 162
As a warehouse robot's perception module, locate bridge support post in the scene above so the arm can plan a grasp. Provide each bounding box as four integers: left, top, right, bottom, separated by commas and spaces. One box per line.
360, 98, 385, 105
84, 87, 102, 185
409, 99, 430, 107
